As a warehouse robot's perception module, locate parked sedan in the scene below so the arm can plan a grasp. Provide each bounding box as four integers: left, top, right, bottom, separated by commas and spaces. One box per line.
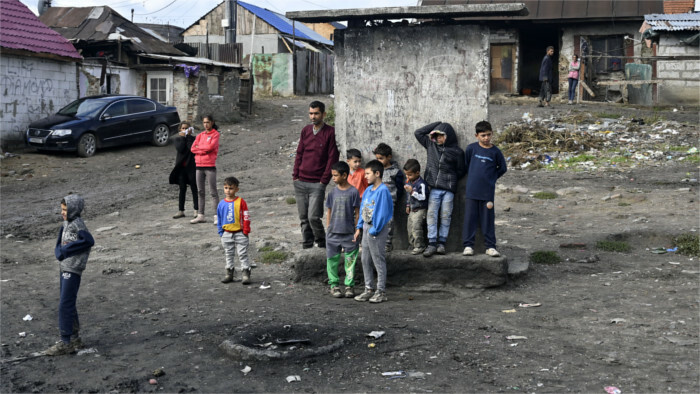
26, 95, 180, 157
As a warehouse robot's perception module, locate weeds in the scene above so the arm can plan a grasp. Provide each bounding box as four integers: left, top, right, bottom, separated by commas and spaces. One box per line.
562, 154, 597, 164
286, 197, 296, 204
533, 191, 557, 199
258, 246, 274, 252
326, 104, 335, 126
530, 251, 560, 264
674, 233, 700, 257
260, 250, 288, 264
596, 240, 631, 252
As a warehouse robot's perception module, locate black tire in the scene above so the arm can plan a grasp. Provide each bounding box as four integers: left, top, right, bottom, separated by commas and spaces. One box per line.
77, 133, 96, 157
152, 123, 170, 147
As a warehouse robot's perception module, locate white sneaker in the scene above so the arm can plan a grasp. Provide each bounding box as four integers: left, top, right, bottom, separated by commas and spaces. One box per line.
485, 248, 500, 257
462, 246, 474, 256
190, 214, 207, 224
214, 215, 218, 225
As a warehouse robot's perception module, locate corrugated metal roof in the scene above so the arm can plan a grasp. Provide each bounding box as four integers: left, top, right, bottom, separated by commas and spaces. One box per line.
137, 23, 185, 44
0, 0, 81, 59
139, 54, 244, 68
238, 1, 333, 46
39, 6, 184, 55
419, 0, 663, 21
645, 12, 700, 30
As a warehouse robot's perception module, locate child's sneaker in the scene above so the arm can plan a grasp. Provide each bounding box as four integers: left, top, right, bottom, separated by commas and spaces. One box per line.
385, 244, 393, 253
44, 340, 75, 356
241, 269, 251, 285
190, 214, 207, 224
213, 215, 218, 225
369, 291, 387, 303
221, 268, 237, 283
462, 246, 474, 256
437, 244, 446, 255
411, 247, 425, 255
485, 248, 500, 257
423, 245, 437, 257
330, 287, 342, 298
354, 288, 375, 302
344, 286, 355, 298
173, 211, 185, 219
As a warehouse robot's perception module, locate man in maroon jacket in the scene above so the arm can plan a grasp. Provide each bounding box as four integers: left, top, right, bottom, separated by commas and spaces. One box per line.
293, 101, 340, 249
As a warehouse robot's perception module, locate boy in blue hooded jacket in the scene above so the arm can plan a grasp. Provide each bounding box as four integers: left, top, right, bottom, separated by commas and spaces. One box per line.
353, 160, 393, 303
46, 194, 94, 356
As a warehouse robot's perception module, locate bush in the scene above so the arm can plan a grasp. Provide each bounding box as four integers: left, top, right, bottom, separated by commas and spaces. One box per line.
596, 240, 631, 252
529, 251, 560, 264
285, 197, 296, 205
325, 103, 335, 126
674, 233, 700, 257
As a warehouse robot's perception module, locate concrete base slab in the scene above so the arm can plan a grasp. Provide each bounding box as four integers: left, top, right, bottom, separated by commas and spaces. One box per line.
292, 248, 512, 289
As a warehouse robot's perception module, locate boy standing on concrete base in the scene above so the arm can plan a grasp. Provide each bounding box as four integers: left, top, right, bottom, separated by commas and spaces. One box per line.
462, 121, 507, 257
354, 160, 394, 303
325, 161, 361, 298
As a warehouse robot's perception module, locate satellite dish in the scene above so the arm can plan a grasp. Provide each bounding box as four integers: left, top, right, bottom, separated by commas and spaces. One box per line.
37, 0, 51, 16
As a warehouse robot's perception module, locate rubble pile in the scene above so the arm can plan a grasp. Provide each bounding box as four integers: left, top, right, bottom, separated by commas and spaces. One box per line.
496, 112, 698, 171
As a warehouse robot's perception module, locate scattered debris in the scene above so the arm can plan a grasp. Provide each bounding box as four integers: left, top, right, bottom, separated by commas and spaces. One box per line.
77, 348, 98, 356
575, 255, 600, 264
604, 386, 622, 394
149, 378, 157, 385
381, 371, 405, 377
22, 315, 32, 321
286, 375, 301, 383
502, 309, 517, 313
241, 365, 251, 375
367, 331, 385, 339
506, 335, 527, 340
518, 303, 541, 308
610, 318, 627, 324
259, 282, 271, 289
152, 368, 165, 377
18, 332, 26, 337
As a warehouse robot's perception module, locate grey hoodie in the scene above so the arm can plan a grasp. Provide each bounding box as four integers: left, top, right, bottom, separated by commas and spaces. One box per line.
55, 194, 94, 275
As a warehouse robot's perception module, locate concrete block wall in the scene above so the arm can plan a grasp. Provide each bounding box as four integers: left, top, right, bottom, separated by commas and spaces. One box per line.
1, 55, 78, 147
173, 67, 242, 124
657, 34, 700, 105
335, 24, 490, 252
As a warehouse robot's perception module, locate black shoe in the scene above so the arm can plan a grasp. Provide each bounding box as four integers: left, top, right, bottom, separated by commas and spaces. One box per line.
302, 244, 314, 249
316, 241, 326, 248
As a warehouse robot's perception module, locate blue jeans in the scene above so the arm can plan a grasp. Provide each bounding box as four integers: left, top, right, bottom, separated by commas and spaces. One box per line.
568, 78, 578, 101
426, 189, 454, 245
59, 271, 81, 343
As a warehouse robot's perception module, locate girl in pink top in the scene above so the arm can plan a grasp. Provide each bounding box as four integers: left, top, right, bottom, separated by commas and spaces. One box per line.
567, 55, 581, 105
190, 115, 220, 223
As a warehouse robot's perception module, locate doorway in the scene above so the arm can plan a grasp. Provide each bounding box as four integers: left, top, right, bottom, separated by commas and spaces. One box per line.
518, 25, 560, 95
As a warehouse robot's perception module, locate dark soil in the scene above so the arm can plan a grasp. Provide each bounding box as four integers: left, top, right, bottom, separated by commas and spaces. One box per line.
1, 96, 698, 393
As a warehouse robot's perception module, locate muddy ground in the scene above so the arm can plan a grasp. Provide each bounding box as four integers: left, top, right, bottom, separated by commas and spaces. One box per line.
1, 96, 698, 393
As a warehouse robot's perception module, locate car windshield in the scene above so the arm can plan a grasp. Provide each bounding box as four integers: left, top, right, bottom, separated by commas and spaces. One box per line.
57, 98, 109, 118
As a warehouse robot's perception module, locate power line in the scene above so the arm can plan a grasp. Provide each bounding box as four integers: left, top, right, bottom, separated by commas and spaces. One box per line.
135, 0, 179, 16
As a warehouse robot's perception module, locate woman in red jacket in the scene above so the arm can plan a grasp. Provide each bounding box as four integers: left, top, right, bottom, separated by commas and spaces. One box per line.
190, 115, 220, 224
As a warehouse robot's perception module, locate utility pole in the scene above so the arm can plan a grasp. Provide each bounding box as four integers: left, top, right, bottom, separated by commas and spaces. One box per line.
225, 0, 237, 44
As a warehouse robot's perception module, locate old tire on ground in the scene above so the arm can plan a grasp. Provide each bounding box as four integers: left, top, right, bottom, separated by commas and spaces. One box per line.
152, 124, 170, 147
77, 133, 96, 157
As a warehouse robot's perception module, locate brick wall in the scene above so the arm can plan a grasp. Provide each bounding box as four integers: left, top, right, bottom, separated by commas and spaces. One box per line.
663, 0, 695, 13
1, 54, 78, 147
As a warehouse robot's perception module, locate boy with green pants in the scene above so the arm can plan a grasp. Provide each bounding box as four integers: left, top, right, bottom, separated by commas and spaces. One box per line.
325, 161, 361, 298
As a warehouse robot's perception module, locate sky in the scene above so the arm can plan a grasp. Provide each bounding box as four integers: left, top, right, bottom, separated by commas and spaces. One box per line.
21, 0, 420, 27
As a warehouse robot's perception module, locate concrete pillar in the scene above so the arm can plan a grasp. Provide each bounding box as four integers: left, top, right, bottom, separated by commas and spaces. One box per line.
334, 24, 490, 252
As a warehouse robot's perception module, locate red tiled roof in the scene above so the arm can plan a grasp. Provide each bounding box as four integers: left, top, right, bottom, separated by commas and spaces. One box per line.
0, 0, 81, 60
663, 0, 695, 13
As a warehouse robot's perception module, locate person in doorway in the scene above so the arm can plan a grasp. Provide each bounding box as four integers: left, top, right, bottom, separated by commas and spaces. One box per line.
568, 54, 581, 105
538, 46, 555, 107
292, 101, 339, 249
169, 121, 198, 219
190, 115, 220, 224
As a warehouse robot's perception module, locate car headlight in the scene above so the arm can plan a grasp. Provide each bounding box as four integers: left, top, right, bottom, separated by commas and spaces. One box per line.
51, 129, 72, 137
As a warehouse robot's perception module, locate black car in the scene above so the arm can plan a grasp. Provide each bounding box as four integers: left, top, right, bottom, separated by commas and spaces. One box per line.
26, 95, 181, 157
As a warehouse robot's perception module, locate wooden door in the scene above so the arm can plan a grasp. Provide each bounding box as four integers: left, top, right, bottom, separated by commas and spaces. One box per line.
490, 44, 514, 93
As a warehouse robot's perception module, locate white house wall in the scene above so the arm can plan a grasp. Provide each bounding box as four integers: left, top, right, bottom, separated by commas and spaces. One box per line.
79, 63, 143, 97
1, 55, 78, 146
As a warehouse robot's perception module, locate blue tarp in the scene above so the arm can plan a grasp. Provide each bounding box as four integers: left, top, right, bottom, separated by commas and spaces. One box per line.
238, 1, 333, 46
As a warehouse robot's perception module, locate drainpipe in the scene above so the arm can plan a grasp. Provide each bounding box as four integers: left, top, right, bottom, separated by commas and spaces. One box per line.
292, 20, 296, 95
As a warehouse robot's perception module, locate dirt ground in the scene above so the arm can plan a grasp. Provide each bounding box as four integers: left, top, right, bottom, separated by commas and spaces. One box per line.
1, 96, 698, 393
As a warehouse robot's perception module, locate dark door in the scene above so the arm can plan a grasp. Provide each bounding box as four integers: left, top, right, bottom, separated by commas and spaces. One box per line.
97, 100, 130, 146
125, 99, 157, 142
490, 44, 514, 93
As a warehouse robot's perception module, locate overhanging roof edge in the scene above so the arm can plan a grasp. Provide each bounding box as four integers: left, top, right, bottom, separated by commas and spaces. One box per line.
285, 3, 528, 23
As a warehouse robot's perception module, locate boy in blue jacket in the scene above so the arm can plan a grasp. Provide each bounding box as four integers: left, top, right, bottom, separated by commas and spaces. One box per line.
353, 160, 394, 303
47, 194, 94, 356
462, 121, 507, 257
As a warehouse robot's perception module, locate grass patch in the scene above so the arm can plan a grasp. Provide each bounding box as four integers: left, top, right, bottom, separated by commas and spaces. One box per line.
596, 240, 631, 253
562, 154, 597, 164
617, 202, 631, 207
530, 251, 560, 264
596, 112, 622, 119
258, 245, 274, 252
285, 197, 296, 204
685, 154, 700, 163
533, 191, 557, 199
674, 233, 700, 257
260, 250, 288, 264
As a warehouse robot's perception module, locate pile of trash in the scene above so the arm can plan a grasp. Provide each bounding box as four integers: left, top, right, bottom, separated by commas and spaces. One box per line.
496, 112, 698, 171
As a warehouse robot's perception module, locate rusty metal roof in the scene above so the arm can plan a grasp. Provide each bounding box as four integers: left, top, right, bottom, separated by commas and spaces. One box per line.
39, 6, 184, 56
0, 0, 81, 60
419, 0, 663, 21
644, 12, 700, 30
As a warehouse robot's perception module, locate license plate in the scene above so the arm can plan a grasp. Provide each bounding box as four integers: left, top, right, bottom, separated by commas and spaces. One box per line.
28, 138, 43, 143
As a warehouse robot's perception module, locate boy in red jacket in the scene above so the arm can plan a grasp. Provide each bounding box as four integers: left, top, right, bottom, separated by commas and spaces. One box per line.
217, 177, 252, 285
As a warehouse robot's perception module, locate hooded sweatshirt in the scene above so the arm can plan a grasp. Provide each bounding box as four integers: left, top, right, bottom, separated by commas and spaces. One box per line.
415, 122, 466, 193
55, 194, 94, 275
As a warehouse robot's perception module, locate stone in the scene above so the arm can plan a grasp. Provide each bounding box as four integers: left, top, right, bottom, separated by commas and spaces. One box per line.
556, 186, 587, 196
95, 226, 117, 232
513, 186, 529, 194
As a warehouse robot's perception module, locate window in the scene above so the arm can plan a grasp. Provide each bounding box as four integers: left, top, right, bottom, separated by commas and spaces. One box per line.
146, 72, 172, 105
127, 99, 156, 114
208, 75, 220, 95
590, 35, 625, 73
149, 77, 167, 103
103, 101, 127, 117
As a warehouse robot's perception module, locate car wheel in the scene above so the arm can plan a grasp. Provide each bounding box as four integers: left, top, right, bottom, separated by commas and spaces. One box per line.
77, 133, 96, 157
152, 124, 170, 147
